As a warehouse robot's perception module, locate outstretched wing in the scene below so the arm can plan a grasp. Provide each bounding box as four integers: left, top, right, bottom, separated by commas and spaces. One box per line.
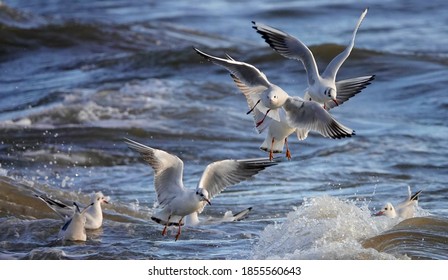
252, 21, 320, 86
34, 193, 74, 220
195, 47, 271, 89
322, 8, 368, 80
194, 47, 280, 122
196, 158, 277, 213
230, 74, 274, 133
124, 138, 185, 207
325, 75, 375, 110
283, 97, 355, 139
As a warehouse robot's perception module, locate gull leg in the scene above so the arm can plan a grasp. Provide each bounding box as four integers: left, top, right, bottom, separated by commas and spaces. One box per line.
162, 215, 171, 236
269, 137, 275, 161
247, 99, 261, 115
175, 217, 184, 241
285, 138, 292, 160
256, 109, 271, 127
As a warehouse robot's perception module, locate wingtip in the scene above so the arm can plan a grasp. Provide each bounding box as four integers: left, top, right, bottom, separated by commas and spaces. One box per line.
192, 46, 202, 54
73, 202, 81, 213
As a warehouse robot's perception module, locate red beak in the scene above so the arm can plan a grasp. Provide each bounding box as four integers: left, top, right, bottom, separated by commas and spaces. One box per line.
374, 211, 384, 216
332, 98, 339, 106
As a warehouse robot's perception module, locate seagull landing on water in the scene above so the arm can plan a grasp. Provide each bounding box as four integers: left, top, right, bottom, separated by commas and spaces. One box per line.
124, 138, 277, 241
375, 186, 423, 219
194, 48, 354, 161
35, 191, 110, 230
58, 202, 94, 241
252, 8, 375, 110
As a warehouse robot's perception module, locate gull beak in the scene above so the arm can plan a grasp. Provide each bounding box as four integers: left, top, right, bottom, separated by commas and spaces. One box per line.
374, 211, 384, 216
205, 198, 211, 206
332, 98, 339, 106
103, 196, 110, 204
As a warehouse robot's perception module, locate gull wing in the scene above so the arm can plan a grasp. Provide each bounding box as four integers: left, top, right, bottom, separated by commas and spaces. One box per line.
325, 75, 375, 110
231, 73, 274, 133
252, 21, 320, 86
283, 97, 355, 139
194, 47, 280, 122
196, 158, 277, 213
125, 138, 185, 208
322, 8, 368, 80
34, 193, 74, 220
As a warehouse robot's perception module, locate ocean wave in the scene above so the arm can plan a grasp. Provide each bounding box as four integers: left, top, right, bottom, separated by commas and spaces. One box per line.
251, 196, 438, 260
363, 217, 448, 260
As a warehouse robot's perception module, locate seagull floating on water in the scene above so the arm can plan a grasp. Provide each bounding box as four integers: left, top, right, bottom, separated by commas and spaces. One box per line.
58, 202, 93, 241
35, 191, 109, 229
375, 186, 422, 219
252, 8, 374, 110
124, 138, 277, 240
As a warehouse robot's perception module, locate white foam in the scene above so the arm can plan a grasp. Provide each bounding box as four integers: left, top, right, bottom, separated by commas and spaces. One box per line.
252, 196, 408, 260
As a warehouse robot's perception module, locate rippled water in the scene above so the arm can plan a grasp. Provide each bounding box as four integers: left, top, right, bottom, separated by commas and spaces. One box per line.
0, 0, 447, 260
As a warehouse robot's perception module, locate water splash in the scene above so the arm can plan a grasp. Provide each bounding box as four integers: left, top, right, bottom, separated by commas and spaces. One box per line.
252, 196, 407, 260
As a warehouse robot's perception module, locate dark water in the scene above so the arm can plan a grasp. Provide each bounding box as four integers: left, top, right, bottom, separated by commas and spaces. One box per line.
0, 0, 447, 260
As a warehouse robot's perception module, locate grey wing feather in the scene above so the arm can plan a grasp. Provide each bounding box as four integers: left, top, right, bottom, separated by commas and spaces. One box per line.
195, 48, 280, 122
34, 194, 74, 220
61, 218, 72, 232
124, 138, 185, 207
325, 75, 375, 110
410, 190, 422, 202
252, 21, 319, 85
230, 74, 273, 133
194, 47, 271, 88
197, 158, 277, 208
322, 8, 368, 80
283, 97, 355, 139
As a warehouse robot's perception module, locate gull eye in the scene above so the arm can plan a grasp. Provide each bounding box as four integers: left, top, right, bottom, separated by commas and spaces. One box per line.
97, 197, 101, 201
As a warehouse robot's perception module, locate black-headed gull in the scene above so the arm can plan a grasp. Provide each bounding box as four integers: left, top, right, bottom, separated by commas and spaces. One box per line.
35, 191, 109, 229
195, 48, 288, 128
124, 138, 277, 240
58, 202, 93, 241
252, 8, 374, 110
375, 187, 422, 219
194, 48, 354, 160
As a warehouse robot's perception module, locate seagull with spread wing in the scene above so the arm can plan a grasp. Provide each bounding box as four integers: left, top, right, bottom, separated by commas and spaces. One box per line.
194, 48, 354, 160
124, 138, 277, 240
252, 8, 374, 110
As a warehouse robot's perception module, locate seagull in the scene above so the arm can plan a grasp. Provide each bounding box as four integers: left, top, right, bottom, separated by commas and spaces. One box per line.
35, 191, 109, 229
194, 47, 288, 128
58, 202, 93, 241
185, 206, 253, 226
252, 8, 375, 110
124, 138, 277, 240
194, 48, 354, 160
374, 187, 422, 219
